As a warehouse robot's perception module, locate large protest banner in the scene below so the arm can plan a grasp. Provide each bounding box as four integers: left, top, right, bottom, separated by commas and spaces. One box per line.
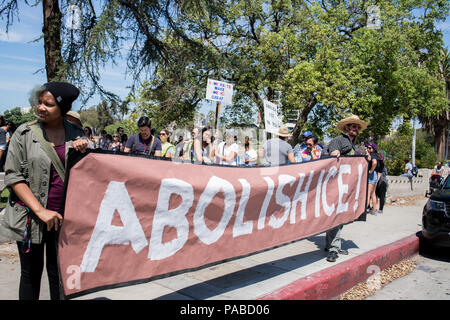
58, 152, 368, 298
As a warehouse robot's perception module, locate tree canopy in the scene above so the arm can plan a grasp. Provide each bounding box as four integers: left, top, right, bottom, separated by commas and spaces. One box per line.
1, 0, 448, 146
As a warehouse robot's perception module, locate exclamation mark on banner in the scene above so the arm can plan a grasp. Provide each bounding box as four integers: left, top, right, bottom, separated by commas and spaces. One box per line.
353, 164, 363, 212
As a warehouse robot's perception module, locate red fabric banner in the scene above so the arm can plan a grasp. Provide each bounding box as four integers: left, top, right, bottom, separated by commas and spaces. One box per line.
58, 153, 368, 298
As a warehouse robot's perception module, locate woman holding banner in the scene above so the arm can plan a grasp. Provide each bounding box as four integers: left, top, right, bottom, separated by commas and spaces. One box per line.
159, 129, 175, 159
193, 127, 213, 163
244, 136, 258, 166
216, 130, 239, 166
0, 82, 89, 300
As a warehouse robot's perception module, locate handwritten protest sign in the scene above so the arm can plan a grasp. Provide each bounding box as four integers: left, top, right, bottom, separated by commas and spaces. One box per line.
263, 100, 281, 134
58, 152, 368, 298
206, 79, 234, 104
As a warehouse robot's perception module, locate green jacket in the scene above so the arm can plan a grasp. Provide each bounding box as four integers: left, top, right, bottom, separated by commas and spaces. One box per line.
0, 119, 84, 244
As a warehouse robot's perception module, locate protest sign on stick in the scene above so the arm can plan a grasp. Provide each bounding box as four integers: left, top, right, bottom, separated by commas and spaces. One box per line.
206, 79, 233, 105
263, 100, 281, 134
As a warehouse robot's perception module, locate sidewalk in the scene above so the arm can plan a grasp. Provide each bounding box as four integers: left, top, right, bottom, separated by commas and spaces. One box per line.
0, 197, 427, 300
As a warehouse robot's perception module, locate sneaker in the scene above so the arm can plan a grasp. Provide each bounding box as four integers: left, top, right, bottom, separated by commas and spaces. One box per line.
326, 251, 338, 262
324, 248, 348, 255
376, 209, 383, 214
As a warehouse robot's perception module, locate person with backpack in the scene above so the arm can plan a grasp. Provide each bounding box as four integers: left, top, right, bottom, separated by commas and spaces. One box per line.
123, 116, 162, 156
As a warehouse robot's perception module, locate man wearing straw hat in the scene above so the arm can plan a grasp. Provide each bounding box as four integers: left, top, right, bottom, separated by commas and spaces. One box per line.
324, 114, 368, 262
260, 126, 296, 166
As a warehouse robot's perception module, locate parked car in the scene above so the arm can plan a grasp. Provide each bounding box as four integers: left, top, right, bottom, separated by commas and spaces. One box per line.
422, 175, 450, 248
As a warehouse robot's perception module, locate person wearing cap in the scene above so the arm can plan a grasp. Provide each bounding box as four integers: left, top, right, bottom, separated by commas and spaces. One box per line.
324, 115, 368, 263
297, 134, 321, 163
293, 130, 312, 162
0, 82, 89, 300
260, 126, 295, 166
65, 110, 82, 127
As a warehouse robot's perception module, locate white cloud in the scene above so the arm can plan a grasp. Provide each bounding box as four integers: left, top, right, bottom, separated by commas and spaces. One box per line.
0, 54, 42, 63
0, 27, 41, 43
0, 30, 26, 43
0, 64, 41, 72
0, 80, 40, 93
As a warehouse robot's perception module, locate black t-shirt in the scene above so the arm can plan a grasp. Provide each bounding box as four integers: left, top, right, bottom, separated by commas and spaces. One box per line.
369, 152, 385, 173
368, 152, 379, 172
376, 155, 385, 173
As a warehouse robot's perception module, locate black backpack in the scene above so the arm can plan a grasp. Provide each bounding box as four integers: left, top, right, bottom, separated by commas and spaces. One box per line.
411, 166, 418, 177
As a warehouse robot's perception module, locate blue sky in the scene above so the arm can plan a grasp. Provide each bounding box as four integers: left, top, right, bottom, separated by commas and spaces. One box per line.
0, 3, 448, 116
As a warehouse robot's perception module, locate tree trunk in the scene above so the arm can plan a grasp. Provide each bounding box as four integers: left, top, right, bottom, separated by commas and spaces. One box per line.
42, 0, 64, 81
288, 96, 317, 147
435, 120, 446, 160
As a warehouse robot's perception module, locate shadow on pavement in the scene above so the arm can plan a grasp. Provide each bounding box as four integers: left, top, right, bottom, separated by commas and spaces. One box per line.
154, 248, 326, 300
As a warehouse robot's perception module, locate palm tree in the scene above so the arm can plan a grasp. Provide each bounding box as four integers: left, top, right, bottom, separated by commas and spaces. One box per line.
418, 47, 450, 160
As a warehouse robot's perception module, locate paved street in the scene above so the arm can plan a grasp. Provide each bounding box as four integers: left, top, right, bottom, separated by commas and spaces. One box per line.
367, 249, 450, 300
0, 197, 427, 300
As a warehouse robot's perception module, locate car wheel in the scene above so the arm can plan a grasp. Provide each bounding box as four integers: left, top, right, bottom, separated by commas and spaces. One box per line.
418, 232, 436, 256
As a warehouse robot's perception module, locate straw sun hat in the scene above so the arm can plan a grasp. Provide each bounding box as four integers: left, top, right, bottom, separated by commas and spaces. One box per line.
66, 110, 81, 122
336, 115, 369, 132
276, 126, 291, 137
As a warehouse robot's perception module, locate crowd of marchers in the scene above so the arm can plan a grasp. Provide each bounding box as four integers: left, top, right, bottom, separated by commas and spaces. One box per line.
1, 80, 441, 301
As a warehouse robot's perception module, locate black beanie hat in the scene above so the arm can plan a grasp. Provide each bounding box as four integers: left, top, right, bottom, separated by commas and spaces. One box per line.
43, 82, 80, 115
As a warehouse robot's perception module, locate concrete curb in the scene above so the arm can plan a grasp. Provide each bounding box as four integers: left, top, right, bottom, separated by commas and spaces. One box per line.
258, 233, 420, 300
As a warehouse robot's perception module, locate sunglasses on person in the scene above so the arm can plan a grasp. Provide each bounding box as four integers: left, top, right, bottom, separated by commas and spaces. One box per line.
306, 143, 314, 147
113, 135, 119, 138
159, 132, 167, 136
